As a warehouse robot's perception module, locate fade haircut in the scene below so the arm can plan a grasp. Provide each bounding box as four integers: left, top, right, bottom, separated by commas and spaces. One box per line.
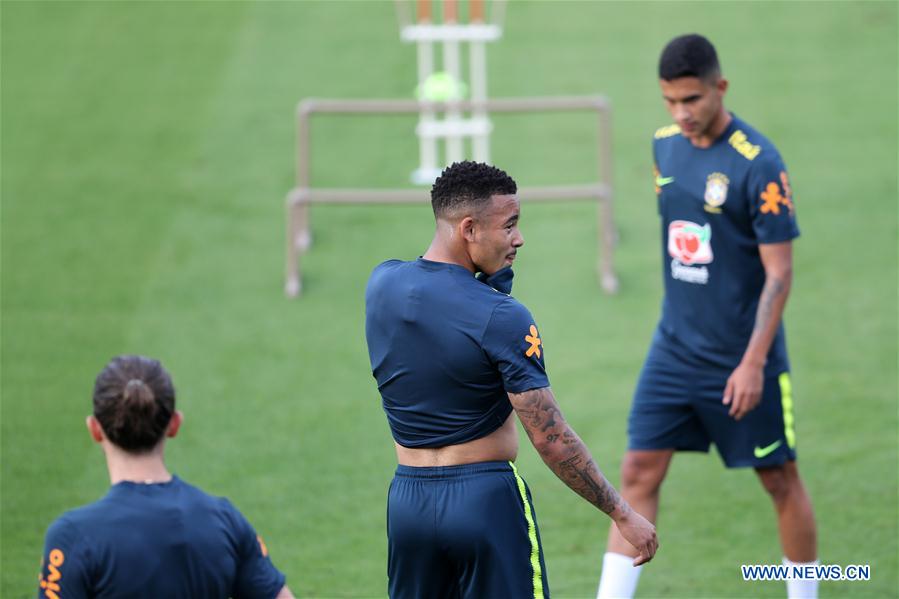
93, 355, 176, 453
659, 34, 721, 82
430, 161, 517, 219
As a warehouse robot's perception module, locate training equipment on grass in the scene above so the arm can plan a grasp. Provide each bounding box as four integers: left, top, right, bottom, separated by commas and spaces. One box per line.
284, 1, 618, 299
398, 0, 503, 184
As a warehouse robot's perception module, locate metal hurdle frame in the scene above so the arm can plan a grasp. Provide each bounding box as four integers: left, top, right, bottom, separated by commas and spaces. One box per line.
284, 96, 617, 298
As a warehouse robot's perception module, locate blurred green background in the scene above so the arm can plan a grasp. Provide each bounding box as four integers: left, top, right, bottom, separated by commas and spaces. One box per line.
2, 1, 896, 597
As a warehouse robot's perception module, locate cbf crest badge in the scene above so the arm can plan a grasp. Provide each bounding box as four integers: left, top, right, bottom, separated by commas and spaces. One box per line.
704, 172, 729, 213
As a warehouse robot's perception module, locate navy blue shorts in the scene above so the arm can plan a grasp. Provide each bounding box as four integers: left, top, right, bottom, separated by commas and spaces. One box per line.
387, 461, 549, 598
628, 340, 798, 468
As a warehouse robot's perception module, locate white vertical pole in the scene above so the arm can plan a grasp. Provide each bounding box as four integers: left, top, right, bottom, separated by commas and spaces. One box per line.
443, 0, 463, 164
411, 0, 438, 183
470, 0, 489, 162
469, 42, 488, 162
417, 38, 438, 176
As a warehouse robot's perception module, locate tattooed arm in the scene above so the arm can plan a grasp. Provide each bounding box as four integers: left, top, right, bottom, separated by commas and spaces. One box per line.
508, 386, 658, 565
723, 241, 794, 420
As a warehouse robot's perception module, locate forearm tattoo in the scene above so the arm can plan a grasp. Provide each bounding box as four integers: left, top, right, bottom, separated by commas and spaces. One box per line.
514, 388, 625, 515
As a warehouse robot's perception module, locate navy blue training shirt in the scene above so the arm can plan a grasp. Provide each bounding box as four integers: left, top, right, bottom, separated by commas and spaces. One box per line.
652, 113, 800, 375
365, 258, 549, 448
38, 476, 285, 599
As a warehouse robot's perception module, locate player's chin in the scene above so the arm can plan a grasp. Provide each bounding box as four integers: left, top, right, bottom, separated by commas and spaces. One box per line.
680, 122, 699, 136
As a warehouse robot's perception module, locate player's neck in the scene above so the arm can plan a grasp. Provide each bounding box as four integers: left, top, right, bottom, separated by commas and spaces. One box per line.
423, 229, 476, 273
104, 442, 172, 485
690, 109, 732, 148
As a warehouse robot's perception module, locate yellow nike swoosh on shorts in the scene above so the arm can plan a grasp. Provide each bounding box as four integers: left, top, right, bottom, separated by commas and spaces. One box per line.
753, 440, 783, 458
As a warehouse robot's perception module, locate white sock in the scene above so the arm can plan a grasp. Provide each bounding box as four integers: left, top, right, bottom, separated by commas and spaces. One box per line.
783, 557, 819, 599
597, 551, 643, 599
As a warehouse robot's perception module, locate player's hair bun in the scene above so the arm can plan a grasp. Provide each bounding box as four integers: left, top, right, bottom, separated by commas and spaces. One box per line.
93, 356, 176, 453
123, 378, 154, 405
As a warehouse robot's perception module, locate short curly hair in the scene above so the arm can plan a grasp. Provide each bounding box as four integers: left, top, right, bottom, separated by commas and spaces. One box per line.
430, 161, 517, 218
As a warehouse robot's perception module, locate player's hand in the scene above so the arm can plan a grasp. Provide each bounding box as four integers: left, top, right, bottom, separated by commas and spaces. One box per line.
723, 361, 764, 420
613, 508, 659, 566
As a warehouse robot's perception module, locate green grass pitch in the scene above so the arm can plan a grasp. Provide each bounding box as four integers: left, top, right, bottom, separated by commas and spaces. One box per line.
2, 2, 896, 597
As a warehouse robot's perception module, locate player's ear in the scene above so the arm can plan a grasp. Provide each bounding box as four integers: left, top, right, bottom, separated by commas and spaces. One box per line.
165, 410, 183, 438
460, 216, 477, 242
716, 77, 728, 95
86, 415, 104, 443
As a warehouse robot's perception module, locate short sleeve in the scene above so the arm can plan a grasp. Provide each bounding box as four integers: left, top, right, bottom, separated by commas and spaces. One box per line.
229, 502, 287, 599
747, 153, 800, 244
38, 517, 90, 599
482, 299, 550, 393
